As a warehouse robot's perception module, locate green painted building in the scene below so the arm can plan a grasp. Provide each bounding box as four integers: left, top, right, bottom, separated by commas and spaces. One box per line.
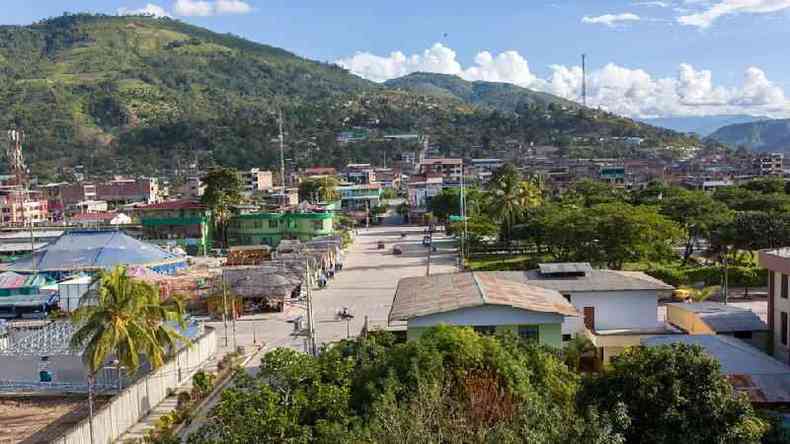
135, 200, 212, 256
227, 211, 335, 247
389, 272, 578, 348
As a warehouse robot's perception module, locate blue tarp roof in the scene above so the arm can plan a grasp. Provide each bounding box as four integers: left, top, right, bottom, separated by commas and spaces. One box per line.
8, 230, 185, 273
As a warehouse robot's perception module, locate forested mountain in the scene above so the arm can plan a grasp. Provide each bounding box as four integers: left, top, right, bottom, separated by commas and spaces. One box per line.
0, 14, 698, 180
640, 114, 768, 137
708, 119, 790, 152
384, 72, 576, 112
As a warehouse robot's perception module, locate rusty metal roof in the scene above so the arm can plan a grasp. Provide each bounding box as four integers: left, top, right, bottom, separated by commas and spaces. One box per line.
389, 272, 578, 322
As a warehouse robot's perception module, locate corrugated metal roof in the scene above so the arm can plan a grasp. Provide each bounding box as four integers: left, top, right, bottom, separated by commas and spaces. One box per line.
538, 262, 593, 275
389, 272, 578, 322
491, 269, 674, 293
670, 302, 768, 332
643, 335, 790, 403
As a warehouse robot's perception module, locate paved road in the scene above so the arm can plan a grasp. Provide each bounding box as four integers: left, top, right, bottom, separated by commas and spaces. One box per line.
205, 223, 459, 357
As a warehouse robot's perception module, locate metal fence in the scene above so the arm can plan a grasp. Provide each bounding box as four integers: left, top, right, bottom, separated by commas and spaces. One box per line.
52, 328, 217, 444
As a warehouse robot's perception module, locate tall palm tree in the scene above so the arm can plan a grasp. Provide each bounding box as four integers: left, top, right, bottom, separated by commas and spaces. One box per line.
69, 266, 189, 443
486, 165, 542, 243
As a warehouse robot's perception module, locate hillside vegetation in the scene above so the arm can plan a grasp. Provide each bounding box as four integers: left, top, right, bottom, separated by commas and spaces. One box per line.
709, 119, 790, 152
0, 14, 698, 180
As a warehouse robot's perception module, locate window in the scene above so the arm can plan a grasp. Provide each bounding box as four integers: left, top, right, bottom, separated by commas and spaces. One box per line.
473, 325, 496, 336
269, 220, 278, 229
733, 331, 753, 340
312, 220, 323, 230
783, 274, 788, 299
562, 334, 572, 342
518, 325, 539, 343
562, 294, 572, 302
782, 312, 788, 346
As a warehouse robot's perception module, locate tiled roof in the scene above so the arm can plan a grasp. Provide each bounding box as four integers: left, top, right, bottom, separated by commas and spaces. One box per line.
490, 269, 674, 293
389, 272, 578, 322
136, 199, 206, 210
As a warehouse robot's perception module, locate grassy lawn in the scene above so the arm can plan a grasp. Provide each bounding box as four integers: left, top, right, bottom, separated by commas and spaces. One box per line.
466, 255, 536, 271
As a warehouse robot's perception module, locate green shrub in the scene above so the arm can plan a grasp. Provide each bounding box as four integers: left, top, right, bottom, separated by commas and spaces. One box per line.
192, 370, 215, 396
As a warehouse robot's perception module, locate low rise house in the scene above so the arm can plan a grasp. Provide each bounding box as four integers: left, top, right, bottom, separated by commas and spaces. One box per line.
240, 168, 274, 195
418, 158, 463, 184
490, 263, 675, 364
666, 302, 770, 351
389, 272, 578, 346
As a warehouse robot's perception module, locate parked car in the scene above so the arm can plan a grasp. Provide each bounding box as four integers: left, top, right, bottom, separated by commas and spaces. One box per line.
377, 241, 385, 249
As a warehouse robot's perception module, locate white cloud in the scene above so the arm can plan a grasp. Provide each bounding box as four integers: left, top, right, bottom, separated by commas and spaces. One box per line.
678, 0, 790, 28
117, 3, 171, 17
633, 1, 669, 7
173, 0, 252, 16
581, 12, 641, 26
174, 0, 214, 16
337, 43, 790, 118
215, 0, 253, 14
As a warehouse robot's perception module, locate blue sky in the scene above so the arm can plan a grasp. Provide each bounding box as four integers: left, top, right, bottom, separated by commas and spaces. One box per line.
3, 0, 790, 118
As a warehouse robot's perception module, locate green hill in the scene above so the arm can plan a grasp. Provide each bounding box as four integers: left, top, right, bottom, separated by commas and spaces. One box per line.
0, 14, 699, 180
708, 119, 790, 152
384, 72, 576, 111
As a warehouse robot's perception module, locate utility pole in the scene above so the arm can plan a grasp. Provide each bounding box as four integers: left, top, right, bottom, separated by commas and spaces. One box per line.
278, 108, 286, 211
581, 54, 587, 107
221, 270, 229, 347
305, 258, 316, 355
459, 160, 466, 271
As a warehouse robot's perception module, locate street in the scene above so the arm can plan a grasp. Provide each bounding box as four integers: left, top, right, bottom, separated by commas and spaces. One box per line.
206, 223, 458, 360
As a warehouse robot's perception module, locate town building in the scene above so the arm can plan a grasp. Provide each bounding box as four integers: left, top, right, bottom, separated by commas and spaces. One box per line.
758, 248, 790, 363
336, 183, 382, 211
226, 211, 335, 247
665, 302, 770, 352
756, 153, 784, 176
389, 272, 578, 346
70, 199, 108, 215
418, 158, 463, 184
240, 168, 274, 195
133, 200, 212, 256
341, 164, 376, 185
95, 177, 160, 206
492, 263, 675, 364
0, 189, 49, 225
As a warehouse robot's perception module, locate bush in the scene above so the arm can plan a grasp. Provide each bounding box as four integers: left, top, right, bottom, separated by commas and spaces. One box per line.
646, 264, 766, 288
192, 370, 215, 397
177, 391, 193, 409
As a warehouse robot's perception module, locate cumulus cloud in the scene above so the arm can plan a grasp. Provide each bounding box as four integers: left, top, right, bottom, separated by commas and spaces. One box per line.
336, 43, 790, 118
173, 0, 252, 16
117, 3, 171, 17
581, 12, 641, 26
215, 0, 253, 14
678, 0, 790, 28
633, 1, 670, 7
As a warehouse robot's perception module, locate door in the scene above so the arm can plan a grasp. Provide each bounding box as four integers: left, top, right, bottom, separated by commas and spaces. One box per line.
583, 307, 595, 331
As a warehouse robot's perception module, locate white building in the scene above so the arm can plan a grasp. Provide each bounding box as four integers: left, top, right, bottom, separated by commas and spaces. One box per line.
495, 263, 675, 364
240, 168, 274, 194
758, 249, 790, 363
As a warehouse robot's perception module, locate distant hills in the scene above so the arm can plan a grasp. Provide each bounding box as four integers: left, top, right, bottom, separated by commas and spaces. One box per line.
384, 72, 577, 112
0, 14, 699, 180
640, 115, 768, 137
708, 119, 790, 152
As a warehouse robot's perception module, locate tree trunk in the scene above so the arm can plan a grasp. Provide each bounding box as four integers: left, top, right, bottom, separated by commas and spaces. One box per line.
88, 372, 95, 444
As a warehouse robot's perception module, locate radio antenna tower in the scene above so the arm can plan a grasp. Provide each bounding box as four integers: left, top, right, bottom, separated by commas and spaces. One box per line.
581, 54, 587, 107
6, 129, 27, 187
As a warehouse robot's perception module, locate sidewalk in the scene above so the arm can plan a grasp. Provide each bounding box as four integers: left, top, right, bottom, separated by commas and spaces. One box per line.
117, 351, 226, 442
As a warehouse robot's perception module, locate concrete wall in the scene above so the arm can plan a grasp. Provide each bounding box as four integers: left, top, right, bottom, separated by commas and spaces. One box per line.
562, 290, 659, 334
769, 270, 790, 363
0, 355, 86, 385
52, 328, 217, 444
405, 305, 565, 347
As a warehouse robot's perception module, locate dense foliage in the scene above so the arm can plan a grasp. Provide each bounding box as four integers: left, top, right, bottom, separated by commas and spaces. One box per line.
187, 327, 766, 444
2, 14, 697, 180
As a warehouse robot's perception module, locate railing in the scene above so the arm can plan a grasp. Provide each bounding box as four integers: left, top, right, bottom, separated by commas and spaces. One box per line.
467, 242, 538, 258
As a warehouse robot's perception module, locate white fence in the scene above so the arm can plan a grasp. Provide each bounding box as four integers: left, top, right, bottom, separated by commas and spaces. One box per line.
52, 328, 217, 444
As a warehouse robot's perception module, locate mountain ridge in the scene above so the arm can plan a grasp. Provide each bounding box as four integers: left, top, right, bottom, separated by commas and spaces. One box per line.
708, 119, 790, 152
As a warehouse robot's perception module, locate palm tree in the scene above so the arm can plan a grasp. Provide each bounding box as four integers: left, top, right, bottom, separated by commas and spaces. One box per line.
69, 266, 189, 443
486, 164, 542, 243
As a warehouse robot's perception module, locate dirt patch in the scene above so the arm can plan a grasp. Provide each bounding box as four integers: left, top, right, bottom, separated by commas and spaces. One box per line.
0, 395, 108, 444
